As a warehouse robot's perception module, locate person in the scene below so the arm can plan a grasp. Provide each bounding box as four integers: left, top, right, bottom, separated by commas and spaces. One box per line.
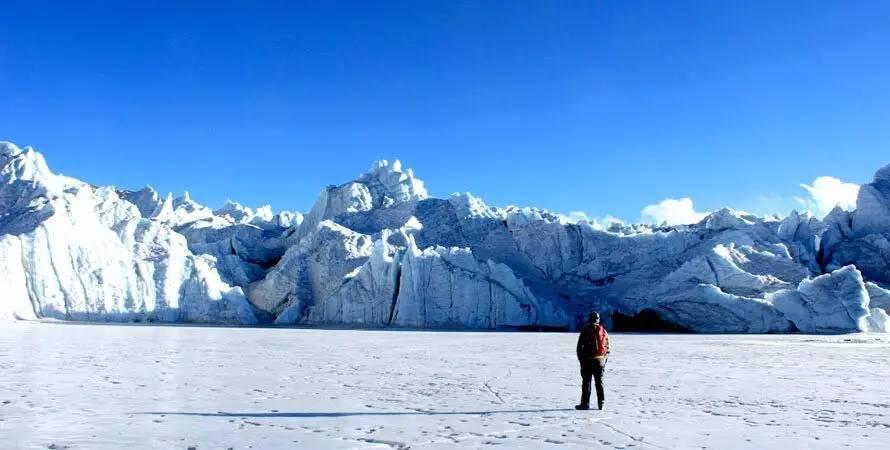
575, 311, 609, 410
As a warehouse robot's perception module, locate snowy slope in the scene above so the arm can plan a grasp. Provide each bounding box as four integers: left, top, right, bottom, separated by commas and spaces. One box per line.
1, 141, 889, 333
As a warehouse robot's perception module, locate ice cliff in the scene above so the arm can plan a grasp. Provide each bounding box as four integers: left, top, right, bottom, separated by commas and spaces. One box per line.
1, 141, 888, 333
0, 142, 257, 324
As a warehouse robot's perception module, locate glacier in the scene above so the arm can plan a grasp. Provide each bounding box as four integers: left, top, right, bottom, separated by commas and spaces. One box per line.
1, 140, 889, 333
0, 143, 257, 324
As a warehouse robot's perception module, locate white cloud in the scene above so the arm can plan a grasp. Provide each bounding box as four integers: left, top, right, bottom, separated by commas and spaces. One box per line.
560, 211, 625, 229
797, 176, 859, 217
640, 197, 708, 226
565, 211, 591, 223
590, 214, 625, 230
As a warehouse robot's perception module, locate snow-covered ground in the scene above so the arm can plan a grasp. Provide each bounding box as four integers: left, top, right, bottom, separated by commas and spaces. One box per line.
1, 323, 888, 449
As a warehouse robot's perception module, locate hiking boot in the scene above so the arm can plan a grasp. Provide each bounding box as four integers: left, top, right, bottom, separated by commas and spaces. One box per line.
574, 404, 589, 410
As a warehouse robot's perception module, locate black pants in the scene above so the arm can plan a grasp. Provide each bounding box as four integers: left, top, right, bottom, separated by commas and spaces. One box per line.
580, 358, 605, 406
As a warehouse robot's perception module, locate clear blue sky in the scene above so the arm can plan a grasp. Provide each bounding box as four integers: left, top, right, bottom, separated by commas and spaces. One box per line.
2, 1, 889, 220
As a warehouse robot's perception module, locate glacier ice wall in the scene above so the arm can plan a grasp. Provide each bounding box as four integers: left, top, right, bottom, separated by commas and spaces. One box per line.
0, 142, 257, 324
2, 141, 889, 333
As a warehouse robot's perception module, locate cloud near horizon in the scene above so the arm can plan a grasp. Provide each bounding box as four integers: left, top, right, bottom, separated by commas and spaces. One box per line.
640, 197, 708, 226
571, 175, 859, 228
796, 176, 859, 217
563, 211, 625, 229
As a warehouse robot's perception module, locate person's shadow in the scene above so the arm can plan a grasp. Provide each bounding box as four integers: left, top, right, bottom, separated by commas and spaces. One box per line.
139, 408, 574, 418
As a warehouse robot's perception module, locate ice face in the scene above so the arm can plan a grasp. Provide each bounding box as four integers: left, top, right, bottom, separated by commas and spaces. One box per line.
0, 142, 257, 324
824, 164, 890, 285
2, 141, 889, 333
768, 265, 866, 333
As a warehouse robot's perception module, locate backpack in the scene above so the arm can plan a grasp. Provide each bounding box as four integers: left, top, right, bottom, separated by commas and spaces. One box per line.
591, 324, 609, 357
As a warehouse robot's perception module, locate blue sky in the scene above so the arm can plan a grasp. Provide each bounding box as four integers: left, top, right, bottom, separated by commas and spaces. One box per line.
2, 1, 889, 222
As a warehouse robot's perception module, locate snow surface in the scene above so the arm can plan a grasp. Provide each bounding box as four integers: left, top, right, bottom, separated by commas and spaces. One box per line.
1, 322, 888, 449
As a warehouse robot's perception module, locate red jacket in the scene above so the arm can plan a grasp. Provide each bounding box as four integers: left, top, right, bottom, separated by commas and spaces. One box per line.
576, 323, 609, 360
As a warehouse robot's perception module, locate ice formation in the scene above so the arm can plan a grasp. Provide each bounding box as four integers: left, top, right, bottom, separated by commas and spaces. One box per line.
0, 142, 257, 324
1, 141, 889, 333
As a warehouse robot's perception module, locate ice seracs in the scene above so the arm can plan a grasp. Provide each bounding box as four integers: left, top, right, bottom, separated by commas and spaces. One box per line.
119, 186, 303, 288
2, 140, 890, 333
0, 142, 257, 324
248, 220, 375, 317
287, 159, 427, 246
851, 164, 890, 236
771, 265, 887, 333
392, 238, 568, 329
824, 164, 890, 285
275, 229, 402, 326
357, 159, 429, 207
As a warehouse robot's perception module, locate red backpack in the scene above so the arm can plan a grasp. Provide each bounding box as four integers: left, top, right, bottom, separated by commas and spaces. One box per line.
592, 324, 609, 357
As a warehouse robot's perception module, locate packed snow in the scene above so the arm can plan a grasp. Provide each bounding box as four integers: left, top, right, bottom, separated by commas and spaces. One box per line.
1, 323, 888, 449
1, 140, 890, 333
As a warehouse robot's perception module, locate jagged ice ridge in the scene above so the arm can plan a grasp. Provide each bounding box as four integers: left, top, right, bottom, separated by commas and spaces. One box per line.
1, 141, 888, 333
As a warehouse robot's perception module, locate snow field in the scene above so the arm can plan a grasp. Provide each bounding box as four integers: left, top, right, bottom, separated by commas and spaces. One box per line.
1, 323, 888, 449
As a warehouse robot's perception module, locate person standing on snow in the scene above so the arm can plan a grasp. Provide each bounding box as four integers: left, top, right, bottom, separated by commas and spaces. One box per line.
575, 311, 609, 410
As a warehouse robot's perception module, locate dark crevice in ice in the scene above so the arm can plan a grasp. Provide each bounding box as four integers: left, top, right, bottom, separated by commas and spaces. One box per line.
387, 250, 404, 326
611, 309, 691, 333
